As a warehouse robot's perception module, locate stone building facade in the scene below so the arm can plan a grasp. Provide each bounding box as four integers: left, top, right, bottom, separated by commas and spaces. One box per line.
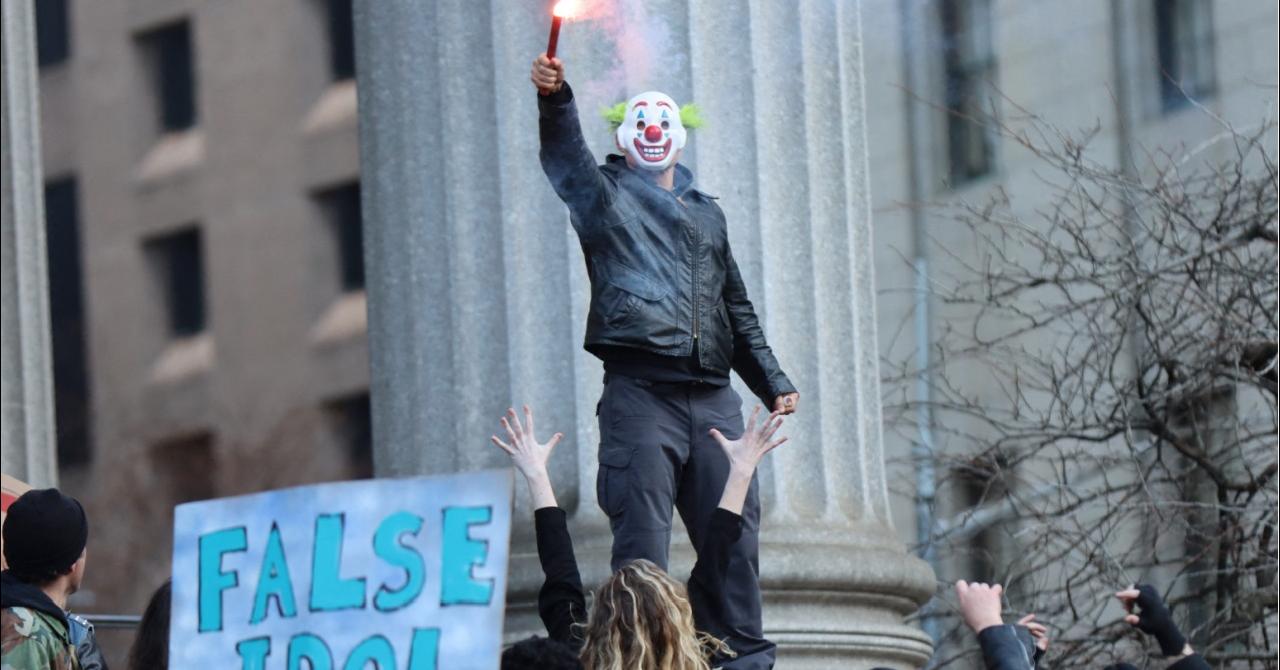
11, 0, 1276, 666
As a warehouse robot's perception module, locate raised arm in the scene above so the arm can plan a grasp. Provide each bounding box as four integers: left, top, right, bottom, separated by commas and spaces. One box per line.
708, 406, 787, 515
1115, 585, 1208, 670
723, 246, 798, 411
688, 408, 788, 600
533, 54, 613, 224
954, 581, 1043, 670
490, 406, 586, 650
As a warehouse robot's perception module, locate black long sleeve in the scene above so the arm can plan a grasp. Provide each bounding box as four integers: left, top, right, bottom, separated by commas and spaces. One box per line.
684, 507, 746, 642
722, 247, 797, 407
690, 508, 745, 590
534, 507, 588, 653
538, 83, 615, 228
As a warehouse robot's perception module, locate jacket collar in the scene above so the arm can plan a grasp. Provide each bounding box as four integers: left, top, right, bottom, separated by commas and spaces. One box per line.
1, 570, 70, 629
604, 154, 703, 200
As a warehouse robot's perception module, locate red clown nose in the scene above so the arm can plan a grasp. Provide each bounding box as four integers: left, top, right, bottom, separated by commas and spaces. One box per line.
644, 125, 663, 142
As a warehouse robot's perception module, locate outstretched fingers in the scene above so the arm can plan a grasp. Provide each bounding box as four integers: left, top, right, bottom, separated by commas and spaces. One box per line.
501, 416, 520, 447
506, 408, 525, 439
759, 412, 784, 442
1018, 613, 1047, 635
490, 435, 515, 456
744, 405, 761, 436
523, 404, 536, 438
708, 427, 731, 449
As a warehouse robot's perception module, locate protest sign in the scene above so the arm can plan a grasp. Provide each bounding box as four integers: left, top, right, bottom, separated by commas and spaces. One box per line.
169, 469, 513, 669
1, 473, 33, 570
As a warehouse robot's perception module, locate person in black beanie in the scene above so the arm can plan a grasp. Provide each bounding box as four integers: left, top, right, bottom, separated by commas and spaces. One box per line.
1, 488, 92, 670
1107, 584, 1210, 670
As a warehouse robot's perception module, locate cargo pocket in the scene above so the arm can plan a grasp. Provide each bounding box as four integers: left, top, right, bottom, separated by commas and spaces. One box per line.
596, 415, 647, 518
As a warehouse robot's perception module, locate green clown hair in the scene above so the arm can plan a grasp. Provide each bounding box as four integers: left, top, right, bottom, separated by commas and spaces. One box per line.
601, 102, 706, 130
678, 103, 705, 130
602, 102, 628, 130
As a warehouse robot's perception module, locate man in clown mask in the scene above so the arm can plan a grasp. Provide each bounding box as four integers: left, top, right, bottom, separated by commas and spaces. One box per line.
532, 53, 796, 668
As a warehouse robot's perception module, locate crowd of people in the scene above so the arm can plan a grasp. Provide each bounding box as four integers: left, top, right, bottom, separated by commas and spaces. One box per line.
0, 407, 1216, 670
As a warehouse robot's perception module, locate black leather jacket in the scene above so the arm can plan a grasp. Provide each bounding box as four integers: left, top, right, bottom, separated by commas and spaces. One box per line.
68, 612, 109, 670
538, 84, 796, 406
977, 624, 1042, 670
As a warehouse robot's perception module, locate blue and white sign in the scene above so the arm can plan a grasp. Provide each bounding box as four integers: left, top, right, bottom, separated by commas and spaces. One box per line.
169, 469, 513, 669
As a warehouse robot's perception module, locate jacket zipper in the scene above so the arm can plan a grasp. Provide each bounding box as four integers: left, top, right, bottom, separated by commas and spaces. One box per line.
691, 220, 700, 359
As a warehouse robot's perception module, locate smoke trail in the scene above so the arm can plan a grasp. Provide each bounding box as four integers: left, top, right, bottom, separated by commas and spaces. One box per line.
566, 0, 687, 102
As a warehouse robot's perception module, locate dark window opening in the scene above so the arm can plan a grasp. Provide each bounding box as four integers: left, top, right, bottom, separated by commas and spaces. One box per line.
326, 0, 355, 81
315, 182, 364, 292
1154, 0, 1216, 112
940, 0, 997, 186
36, 0, 71, 67
325, 393, 372, 479
137, 21, 197, 131
152, 432, 217, 504
44, 177, 91, 466
146, 228, 207, 337
955, 453, 1011, 584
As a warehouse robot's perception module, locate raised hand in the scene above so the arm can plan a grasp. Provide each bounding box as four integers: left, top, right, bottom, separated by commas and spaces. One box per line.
709, 406, 788, 477
709, 406, 787, 514
491, 405, 563, 509
1017, 613, 1050, 653
954, 580, 1005, 634
531, 53, 565, 95
772, 392, 800, 415
1115, 584, 1190, 657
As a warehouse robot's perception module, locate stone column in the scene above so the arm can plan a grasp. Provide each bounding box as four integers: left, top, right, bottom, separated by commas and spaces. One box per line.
1, 0, 58, 488
355, 0, 934, 666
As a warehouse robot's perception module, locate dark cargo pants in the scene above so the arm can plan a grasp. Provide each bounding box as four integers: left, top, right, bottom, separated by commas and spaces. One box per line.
596, 373, 774, 669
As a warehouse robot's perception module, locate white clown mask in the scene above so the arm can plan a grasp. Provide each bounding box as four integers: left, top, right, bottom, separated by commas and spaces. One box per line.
615, 91, 687, 172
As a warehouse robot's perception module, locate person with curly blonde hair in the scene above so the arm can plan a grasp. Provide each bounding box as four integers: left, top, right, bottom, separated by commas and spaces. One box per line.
492, 405, 787, 670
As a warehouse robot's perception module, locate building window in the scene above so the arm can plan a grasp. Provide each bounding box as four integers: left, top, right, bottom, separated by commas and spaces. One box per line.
152, 432, 216, 504
955, 453, 1012, 584
940, 0, 997, 186
44, 177, 91, 466
137, 21, 197, 132
325, 393, 372, 479
326, 0, 355, 81
314, 182, 364, 292
1154, 0, 1216, 112
145, 228, 207, 337
35, 0, 71, 67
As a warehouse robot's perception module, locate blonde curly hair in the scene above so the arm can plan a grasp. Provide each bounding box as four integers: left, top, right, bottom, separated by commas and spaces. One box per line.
578, 559, 734, 670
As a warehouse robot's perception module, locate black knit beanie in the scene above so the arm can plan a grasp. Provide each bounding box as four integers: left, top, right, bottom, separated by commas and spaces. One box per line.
3, 488, 88, 581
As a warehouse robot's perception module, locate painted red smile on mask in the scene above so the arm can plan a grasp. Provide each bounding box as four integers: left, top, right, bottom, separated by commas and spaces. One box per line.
633, 137, 672, 163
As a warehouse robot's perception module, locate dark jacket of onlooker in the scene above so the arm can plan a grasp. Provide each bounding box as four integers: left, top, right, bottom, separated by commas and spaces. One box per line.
977, 623, 1042, 670
68, 612, 108, 670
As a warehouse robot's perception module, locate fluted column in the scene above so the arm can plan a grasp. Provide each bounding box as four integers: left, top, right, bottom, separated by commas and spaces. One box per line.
1, 0, 58, 488
356, 0, 934, 666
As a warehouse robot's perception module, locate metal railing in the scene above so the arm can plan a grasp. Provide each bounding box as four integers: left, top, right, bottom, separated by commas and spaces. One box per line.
79, 614, 141, 630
